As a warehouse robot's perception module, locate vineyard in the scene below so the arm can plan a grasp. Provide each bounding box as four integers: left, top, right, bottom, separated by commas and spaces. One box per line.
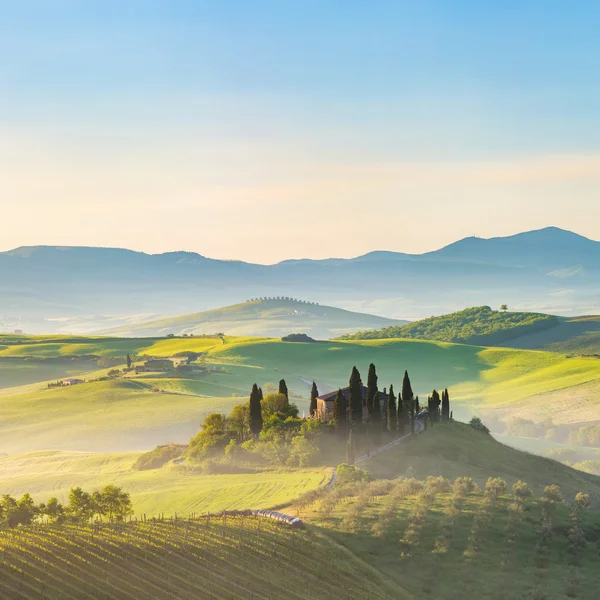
0, 515, 401, 600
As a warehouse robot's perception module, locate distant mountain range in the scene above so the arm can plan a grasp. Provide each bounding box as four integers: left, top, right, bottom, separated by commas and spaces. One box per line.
1, 227, 599, 334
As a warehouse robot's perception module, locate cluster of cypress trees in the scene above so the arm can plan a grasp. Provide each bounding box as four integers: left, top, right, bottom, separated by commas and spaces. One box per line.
248, 378, 292, 436
427, 388, 451, 424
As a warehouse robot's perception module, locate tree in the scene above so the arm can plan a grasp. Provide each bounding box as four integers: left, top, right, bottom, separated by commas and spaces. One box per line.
249, 383, 263, 436
402, 371, 415, 434
397, 391, 404, 433
370, 391, 382, 442
45, 497, 64, 523
309, 382, 319, 418
387, 384, 397, 434
430, 389, 441, 423
278, 379, 289, 400
415, 396, 420, 414
126, 353, 132, 368
500, 304, 508, 312
347, 430, 355, 465
68, 487, 94, 522
441, 388, 450, 421
96, 485, 134, 522
334, 389, 347, 434
366, 363, 378, 413
229, 403, 250, 442
348, 366, 363, 426
261, 392, 298, 419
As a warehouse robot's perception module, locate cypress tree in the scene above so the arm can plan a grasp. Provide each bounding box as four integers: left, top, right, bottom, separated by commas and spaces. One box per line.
387, 384, 397, 434
126, 353, 132, 369
347, 430, 355, 464
249, 383, 263, 435
366, 363, 378, 412
348, 366, 363, 425
309, 382, 319, 418
430, 389, 441, 422
371, 390, 382, 443
278, 379, 289, 400
397, 392, 404, 434
402, 370, 415, 434
415, 396, 420, 414
334, 389, 347, 435
442, 388, 450, 421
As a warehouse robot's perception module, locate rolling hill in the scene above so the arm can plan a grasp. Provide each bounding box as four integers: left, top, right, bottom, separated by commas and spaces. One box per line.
342, 305, 600, 355
3, 424, 600, 600
2, 227, 600, 334
2, 334, 600, 454
97, 298, 407, 339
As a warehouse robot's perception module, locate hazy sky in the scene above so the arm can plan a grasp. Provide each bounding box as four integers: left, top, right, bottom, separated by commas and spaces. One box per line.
1, 1, 599, 263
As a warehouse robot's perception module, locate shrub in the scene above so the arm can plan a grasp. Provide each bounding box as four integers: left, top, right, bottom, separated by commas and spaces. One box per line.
469, 417, 490, 433
335, 464, 371, 487
453, 476, 475, 497
513, 480, 533, 500
543, 484, 563, 503
133, 444, 185, 471
485, 477, 507, 500
425, 476, 451, 494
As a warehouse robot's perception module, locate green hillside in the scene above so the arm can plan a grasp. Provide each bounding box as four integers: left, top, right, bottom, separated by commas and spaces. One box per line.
0, 449, 329, 517
341, 305, 559, 345
363, 422, 600, 505
341, 306, 600, 355
4, 426, 600, 600
97, 298, 406, 339
3, 336, 600, 454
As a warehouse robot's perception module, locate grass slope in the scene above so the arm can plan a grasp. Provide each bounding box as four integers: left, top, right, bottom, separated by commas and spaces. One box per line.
364, 422, 600, 504
98, 298, 406, 339
3, 337, 600, 453
0, 449, 329, 517
0, 334, 234, 358
341, 305, 558, 345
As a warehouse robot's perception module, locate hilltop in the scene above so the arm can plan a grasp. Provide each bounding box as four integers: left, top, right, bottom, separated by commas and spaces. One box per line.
2, 227, 600, 333
96, 298, 406, 339
341, 306, 600, 354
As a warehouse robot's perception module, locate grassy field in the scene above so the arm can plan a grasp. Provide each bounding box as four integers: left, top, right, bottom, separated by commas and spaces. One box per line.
0, 357, 99, 389
98, 297, 406, 339
0, 378, 243, 453
2, 336, 600, 454
0, 449, 330, 517
0, 334, 236, 358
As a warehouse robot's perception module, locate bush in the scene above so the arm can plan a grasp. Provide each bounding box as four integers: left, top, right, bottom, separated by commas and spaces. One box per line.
133, 444, 185, 471
543, 484, 563, 503
469, 417, 490, 433
513, 480, 533, 500
335, 464, 371, 487
281, 333, 316, 343
425, 476, 451, 494
485, 477, 507, 500
453, 476, 475, 497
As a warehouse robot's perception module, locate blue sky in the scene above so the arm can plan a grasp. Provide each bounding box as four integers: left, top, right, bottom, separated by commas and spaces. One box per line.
1, 1, 599, 262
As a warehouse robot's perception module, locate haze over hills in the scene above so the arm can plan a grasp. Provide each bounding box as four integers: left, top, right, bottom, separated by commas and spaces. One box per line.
98, 298, 407, 339
1, 226, 599, 334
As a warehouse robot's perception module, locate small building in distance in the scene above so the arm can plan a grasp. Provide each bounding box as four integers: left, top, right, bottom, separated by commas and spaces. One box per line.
61, 378, 84, 386
143, 359, 174, 372
316, 385, 389, 421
